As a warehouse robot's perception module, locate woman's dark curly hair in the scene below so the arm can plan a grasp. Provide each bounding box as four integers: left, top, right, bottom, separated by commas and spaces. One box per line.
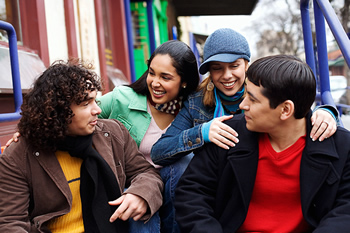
18, 60, 102, 151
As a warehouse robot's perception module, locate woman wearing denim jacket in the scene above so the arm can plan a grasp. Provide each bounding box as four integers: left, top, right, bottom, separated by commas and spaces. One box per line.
151, 28, 338, 167
98, 40, 199, 233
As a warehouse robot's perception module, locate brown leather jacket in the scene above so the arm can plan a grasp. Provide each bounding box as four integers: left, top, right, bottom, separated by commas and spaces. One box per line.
0, 119, 163, 232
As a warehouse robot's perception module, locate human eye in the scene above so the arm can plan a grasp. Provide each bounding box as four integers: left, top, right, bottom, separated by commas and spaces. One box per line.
249, 97, 255, 102
148, 70, 155, 76
162, 76, 171, 80
210, 66, 222, 72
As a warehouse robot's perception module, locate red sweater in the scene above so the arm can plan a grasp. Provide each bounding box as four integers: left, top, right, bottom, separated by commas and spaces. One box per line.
238, 133, 311, 233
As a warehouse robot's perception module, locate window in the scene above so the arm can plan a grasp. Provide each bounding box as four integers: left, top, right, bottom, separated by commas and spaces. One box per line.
0, 0, 22, 44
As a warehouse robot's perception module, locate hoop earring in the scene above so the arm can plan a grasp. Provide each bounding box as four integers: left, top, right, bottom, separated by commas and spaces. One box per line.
207, 80, 214, 91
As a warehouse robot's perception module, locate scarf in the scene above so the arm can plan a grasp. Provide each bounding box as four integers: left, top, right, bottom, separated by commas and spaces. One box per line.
57, 134, 128, 233
148, 95, 183, 116
213, 86, 245, 118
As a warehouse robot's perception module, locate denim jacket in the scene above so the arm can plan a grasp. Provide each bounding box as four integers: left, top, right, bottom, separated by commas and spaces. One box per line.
151, 90, 214, 166
151, 90, 339, 166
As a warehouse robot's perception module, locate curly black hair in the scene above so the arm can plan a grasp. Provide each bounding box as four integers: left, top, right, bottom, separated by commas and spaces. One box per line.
18, 60, 102, 151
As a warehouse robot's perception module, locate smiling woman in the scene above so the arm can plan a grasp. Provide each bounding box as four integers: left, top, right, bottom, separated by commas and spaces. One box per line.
97, 40, 200, 233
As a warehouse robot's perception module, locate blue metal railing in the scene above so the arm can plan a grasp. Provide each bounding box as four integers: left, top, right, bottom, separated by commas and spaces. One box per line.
301, 0, 350, 125
0, 20, 22, 122
0, 20, 22, 153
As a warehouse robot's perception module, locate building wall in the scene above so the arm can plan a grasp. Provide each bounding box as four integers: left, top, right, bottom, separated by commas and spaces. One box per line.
45, 0, 69, 64
77, 0, 101, 76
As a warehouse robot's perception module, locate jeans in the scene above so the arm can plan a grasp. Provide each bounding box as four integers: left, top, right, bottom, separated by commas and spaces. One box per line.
129, 211, 161, 233
159, 153, 194, 233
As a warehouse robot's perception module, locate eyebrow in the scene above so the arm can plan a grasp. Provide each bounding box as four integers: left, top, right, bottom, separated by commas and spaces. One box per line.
149, 66, 174, 78
247, 91, 260, 102
82, 92, 97, 102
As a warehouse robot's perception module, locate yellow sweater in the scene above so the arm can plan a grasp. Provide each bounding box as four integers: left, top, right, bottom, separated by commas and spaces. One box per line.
47, 151, 84, 233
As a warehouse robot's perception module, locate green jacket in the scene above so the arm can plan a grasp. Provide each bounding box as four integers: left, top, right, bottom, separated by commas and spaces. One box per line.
98, 86, 151, 147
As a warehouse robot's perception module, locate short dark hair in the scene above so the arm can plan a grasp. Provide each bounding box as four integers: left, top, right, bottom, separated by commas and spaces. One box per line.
246, 55, 316, 119
129, 40, 200, 100
18, 60, 102, 151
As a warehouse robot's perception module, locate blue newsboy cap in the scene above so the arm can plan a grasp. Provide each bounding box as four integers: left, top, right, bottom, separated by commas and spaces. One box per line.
199, 28, 251, 74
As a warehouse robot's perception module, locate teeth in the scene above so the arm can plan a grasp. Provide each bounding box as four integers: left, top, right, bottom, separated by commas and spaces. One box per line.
153, 90, 165, 95
223, 81, 236, 87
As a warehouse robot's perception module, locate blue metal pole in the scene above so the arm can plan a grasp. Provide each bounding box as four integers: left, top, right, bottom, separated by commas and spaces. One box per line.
314, 0, 335, 106
124, 0, 136, 83
300, 0, 317, 76
172, 26, 177, 40
0, 20, 22, 122
146, 0, 156, 54
316, 0, 350, 68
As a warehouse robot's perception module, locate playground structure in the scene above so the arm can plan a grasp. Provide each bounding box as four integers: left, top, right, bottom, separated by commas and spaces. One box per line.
1, 0, 350, 152
301, 0, 350, 126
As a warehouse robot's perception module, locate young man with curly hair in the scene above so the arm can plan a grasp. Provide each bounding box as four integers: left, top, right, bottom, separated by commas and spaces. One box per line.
175, 55, 350, 233
0, 61, 163, 233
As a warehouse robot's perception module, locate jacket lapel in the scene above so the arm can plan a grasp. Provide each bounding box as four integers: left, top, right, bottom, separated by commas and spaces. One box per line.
300, 113, 340, 223
225, 128, 259, 217
34, 150, 72, 202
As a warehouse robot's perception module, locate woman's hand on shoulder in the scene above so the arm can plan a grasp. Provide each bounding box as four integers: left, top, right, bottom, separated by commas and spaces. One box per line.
310, 109, 337, 141
209, 115, 239, 149
5, 132, 21, 147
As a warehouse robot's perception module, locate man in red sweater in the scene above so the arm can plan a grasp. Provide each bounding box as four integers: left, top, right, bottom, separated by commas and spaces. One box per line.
175, 55, 350, 233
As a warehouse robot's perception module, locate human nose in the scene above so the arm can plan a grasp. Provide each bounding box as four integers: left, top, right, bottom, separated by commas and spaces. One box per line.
223, 67, 233, 79
239, 96, 249, 111
93, 101, 102, 115
152, 76, 161, 87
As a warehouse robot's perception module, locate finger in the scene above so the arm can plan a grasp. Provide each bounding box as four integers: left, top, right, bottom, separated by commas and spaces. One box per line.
109, 196, 126, 222
216, 115, 234, 122
132, 212, 145, 221
220, 125, 239, 138
218, 130, 239, 145
109, 195, 124, 206
312, 121, 329, 142
5, 138, 14, 147
310, 113, 316, 126
117, 206, 133, 221
310, 117, 323, 140
212, 137, 234, 150
318, 123, 336, 142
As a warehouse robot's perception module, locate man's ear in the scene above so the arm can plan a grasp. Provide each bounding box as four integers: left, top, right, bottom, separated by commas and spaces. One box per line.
280, 100, 294, 121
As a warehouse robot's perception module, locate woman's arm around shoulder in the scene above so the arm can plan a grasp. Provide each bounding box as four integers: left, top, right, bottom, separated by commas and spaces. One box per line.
151, 98, 209, 166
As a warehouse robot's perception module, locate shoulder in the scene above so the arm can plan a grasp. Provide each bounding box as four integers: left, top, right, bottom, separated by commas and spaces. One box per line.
224, 113, 258, 141
95, 119, 127, 133
187, 89, 205, 101
107, 85, 138, 99
186, 90, 207, 108
0, 138, 33, 169
94, 119, 133, 145
100, 86, 142, 100
333, 126, 350, 144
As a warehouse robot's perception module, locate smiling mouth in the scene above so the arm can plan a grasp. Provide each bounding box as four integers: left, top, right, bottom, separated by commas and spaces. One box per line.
153, 89, 165, 95
222, 81, 236, 87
